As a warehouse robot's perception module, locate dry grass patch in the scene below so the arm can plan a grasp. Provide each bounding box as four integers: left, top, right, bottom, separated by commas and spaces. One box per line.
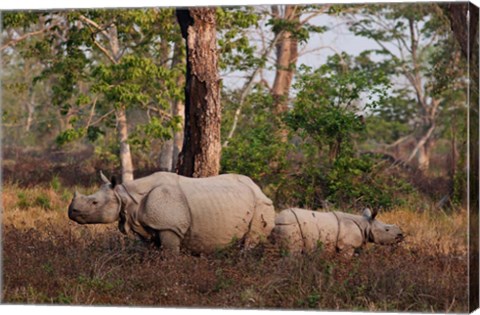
1, 184, 469, 312
379, 207, 467, 255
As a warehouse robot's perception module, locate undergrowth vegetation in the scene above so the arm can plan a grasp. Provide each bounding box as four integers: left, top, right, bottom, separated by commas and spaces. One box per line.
2, 184, 468, 312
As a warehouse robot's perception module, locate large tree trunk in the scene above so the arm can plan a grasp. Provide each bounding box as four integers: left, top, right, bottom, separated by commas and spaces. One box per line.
116, 107, 134, 182
176, 8, 221, 178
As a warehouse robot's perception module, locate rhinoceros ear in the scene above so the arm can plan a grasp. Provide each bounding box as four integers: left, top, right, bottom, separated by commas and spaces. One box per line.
362, 208, 373, 221
371, 208, 379, 220
100, 170, 111, 185
110, 176, 118, 188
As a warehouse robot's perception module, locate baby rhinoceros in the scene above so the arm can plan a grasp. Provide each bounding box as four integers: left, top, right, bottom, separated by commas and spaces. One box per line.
272, 208, 404, 255
68, 171, 275, 254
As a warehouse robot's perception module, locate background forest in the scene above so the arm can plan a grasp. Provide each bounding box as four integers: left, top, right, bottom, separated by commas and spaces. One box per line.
1, 3, 475, 312
1, 4, 469, 210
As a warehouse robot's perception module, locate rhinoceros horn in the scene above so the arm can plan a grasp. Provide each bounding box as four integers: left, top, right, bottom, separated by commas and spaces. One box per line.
100, 170, 111, 185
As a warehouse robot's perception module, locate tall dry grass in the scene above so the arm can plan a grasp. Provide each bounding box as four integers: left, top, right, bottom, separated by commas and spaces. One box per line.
1, 184, 469, 312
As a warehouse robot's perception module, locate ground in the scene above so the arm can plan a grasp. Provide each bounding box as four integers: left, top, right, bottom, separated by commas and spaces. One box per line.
1, 183, 468, 312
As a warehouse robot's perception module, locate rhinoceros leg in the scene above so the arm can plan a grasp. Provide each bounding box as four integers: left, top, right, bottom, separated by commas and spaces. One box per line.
336, 220, 363, 256
272, 223, 304, 255
140, 184, 191, 252
159, 230, 181, 253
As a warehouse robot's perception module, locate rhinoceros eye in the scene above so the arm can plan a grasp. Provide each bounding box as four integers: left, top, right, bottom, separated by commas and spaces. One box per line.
92, 200, 98, 205
385, 227, 390, 232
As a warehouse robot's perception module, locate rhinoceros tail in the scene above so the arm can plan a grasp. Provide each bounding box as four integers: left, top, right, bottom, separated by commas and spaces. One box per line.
236, 175, 275, 248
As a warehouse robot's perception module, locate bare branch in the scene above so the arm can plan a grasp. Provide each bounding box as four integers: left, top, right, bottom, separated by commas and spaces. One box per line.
78, 15, 111, 41
92, 39, 117, 64
384, 134, 413, 148
85, 97, 98, 127
299, 5, 331, 26
147, 106, 173, 119
223, 32, 281, 147
1, 23, 59, 51
90, 109, 115, 126
406, 124, 436, 163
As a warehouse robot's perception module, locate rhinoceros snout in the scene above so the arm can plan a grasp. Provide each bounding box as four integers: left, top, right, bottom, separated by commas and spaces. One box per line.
396, 232, 404, 242
68, 203, 80, 221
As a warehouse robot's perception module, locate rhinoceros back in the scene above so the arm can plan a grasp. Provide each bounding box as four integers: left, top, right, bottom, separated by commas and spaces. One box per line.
179, 174, 257, 253
273, 208, 339, 253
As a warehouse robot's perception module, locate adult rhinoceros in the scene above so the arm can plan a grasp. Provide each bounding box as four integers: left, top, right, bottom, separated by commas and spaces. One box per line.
272, 207, 404, 255
68, 171, 275, 254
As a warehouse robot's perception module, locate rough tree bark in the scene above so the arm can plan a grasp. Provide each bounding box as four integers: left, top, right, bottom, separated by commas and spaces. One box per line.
176, 8, 221, 178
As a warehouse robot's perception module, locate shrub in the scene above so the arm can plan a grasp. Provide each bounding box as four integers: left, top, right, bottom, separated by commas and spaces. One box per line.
35, 194, 51, 210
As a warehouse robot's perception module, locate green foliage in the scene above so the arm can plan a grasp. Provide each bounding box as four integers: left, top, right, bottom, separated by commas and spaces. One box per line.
282, 54, 408, 209
50, 175, 61, 192
216, 7, 260, 71
35, 194, 52, 210
5, 8, 184, 161
16, 192, 31, 209
129, 116, 182, 151
346, 3, 466, 137
221, 49, 416, 208
55, 128, 86, 146
221, 85, 288, 186
267, 5, 328, 44
213, 268, 234, 292
77, 275, 123, 293
287, 54, 390, 145
2, 11, 40, 29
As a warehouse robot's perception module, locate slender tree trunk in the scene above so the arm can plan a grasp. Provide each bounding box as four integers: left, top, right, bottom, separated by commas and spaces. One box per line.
176, 8, 221, 178
159, 140, 174, 171
158, 38, 176, 172
172, 99, 185, 172
416, 139, 433, 171
25, 90, 35, 132
63, 107, 76, 131
271, 5, 299, 115
171, 40, 185, 172
109, 24, 134, 181
448, 122, 458, 181
116, 107, 134, 182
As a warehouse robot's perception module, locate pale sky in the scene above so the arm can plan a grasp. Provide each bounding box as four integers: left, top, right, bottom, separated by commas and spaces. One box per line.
221, 11, 383, 92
